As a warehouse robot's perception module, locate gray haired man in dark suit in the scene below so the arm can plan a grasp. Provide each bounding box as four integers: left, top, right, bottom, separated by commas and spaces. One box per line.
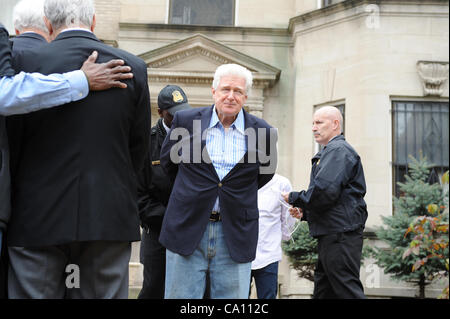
0, 13, 138, 297
10, 0, 49, 57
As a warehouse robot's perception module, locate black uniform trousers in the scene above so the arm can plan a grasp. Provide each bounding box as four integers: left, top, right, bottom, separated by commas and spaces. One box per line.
138, 226, 166, 299
313, 227, 366, 299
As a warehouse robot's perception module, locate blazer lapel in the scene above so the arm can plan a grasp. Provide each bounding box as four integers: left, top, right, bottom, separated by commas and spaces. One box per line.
200, 105, 213, 149
222, 109, 258, 181
198, 106, 219, 179
243, 108, 258, 164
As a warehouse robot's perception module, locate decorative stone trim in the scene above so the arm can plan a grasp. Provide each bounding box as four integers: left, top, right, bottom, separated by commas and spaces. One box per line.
417, 61, 449, 97
148, 47, 232, 69
140, 34, 280, 119
147, 69, 275, 89
140, 34, 280, 87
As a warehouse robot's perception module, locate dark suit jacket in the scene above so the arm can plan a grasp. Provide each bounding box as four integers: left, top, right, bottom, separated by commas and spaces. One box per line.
0, 23, 14, 300
10, 32, 47, 58
0, 24, 14, 233
7, 30, 151, 247
159, 106, 276, 263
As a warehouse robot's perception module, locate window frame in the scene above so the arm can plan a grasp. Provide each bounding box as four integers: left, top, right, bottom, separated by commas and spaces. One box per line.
168, 0, 236, 26
391, 100, 449, 197
322, 0, 340, 7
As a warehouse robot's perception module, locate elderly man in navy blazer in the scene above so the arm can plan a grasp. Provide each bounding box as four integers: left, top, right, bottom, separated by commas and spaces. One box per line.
160, 63, 277, 299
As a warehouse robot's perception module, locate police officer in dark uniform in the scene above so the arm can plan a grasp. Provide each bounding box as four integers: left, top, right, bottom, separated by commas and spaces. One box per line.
137, 85, 191, 299
283, 106, 367, 299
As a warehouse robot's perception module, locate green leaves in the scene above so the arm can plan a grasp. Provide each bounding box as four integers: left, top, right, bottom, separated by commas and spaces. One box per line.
282, 221, 318, 282
366, 155, 448, 298
442, 171, 449, 185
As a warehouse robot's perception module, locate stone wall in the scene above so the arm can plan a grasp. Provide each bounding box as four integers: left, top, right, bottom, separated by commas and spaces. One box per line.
94, 0, 121, 41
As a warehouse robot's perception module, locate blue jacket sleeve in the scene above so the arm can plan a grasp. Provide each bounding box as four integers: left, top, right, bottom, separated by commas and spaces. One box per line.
0, 71, 88, 116
1, 24, 88, 116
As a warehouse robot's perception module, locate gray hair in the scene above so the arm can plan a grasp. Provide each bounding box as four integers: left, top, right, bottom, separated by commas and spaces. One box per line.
212, 64, 253, 95
13, 0, 47, 33
44, 0, 95, 31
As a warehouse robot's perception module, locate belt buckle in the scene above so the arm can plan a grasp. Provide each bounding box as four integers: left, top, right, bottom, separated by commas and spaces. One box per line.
210, 211, 221, 222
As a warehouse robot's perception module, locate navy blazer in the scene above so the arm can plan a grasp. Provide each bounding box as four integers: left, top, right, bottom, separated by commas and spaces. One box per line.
10, 32, 47, 58
0, 24, 14, 232
159, 106, 277, 263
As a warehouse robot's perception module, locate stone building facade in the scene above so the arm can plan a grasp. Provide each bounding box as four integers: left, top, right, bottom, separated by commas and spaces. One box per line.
2, 0, 449, 298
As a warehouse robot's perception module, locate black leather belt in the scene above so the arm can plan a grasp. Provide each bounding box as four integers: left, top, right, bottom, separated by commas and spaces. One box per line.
210, 211, 221, 222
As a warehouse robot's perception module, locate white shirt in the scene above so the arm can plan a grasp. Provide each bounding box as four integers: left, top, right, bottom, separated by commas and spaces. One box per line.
252, 174, 297, 270
60, 28, 93, 34
162, 119, 170, 133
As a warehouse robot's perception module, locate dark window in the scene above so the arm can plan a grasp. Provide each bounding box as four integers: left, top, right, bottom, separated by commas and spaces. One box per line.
323, 0, 338, 7
392, 101, 449, 196
169, 0, 235, 26
335, 104, 345, 133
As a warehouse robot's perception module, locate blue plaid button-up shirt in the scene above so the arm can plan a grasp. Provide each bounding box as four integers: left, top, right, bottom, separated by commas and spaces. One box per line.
206, 106, 247, 212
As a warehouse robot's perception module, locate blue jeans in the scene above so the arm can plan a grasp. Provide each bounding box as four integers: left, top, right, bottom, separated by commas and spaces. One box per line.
251, 261, 279, 299
165, 221, 251, 299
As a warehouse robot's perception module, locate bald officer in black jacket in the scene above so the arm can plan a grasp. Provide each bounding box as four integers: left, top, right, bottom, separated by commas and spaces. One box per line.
283, 106, 367, 299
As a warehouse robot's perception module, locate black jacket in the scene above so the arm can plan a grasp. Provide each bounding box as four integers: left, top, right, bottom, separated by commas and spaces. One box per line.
289, 135, 367, 237
10, 32, 47, 58
138, 118, 172, 231
6, 30, 150, 247
0, 24, 15, 232
0, 23, 14, 300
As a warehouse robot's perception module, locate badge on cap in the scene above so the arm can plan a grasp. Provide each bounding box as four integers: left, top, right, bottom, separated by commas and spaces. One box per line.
172, 90, 184, 103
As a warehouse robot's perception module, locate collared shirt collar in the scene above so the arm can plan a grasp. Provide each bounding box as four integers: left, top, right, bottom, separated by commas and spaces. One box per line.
322, 134, 344, 152
20, 31, 40, 35
328, 133, 344, 144
60, 28, 93, 34
209, 105, 245, 133
162, 119, 170, 133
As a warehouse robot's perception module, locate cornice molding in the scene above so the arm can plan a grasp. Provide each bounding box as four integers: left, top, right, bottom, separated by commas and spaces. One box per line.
288, 0, 449, 33
147, 69, 274, 89
119, 22, 289, 37
140, 33, 281, 89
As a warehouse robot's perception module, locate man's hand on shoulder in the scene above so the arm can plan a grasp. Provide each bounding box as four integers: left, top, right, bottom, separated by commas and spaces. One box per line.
81, 51, 134, 91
